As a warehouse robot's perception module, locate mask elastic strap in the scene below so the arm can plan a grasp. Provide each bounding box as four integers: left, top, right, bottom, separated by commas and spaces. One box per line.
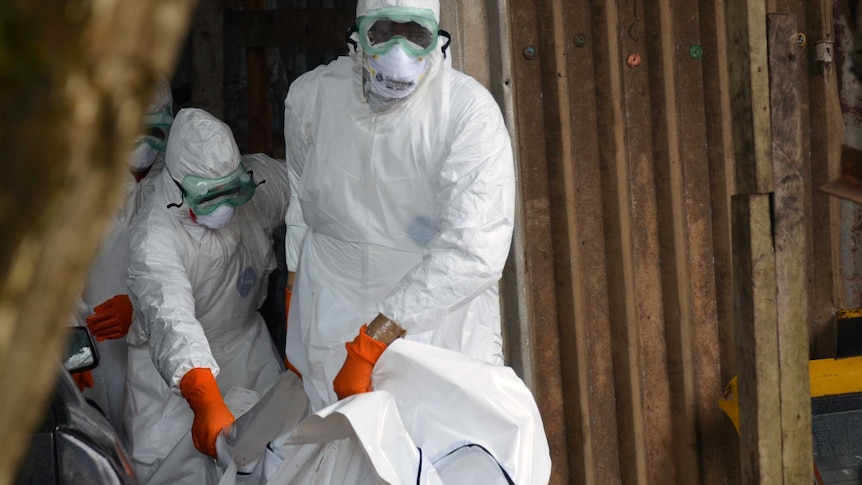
164, 165, 186, 209
346, 26, 359, 52
249, 170, 266, 187
439, 30, 452, 59
166, 178, 185, 209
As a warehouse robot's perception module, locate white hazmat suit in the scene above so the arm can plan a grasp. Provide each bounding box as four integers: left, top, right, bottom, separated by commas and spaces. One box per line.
76, 77, 173, 439
283, 0, 515, 411
124, 108, 289, 484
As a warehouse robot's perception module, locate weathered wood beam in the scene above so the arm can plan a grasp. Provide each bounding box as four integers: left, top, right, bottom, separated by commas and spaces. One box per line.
245, 0, 271, 154
227, 9, 353, 49
727, 0, 773, 194
191, 0, 224, 118
768, 12, 813, 484
806, 0, 845, 358
732, 194, 782, 485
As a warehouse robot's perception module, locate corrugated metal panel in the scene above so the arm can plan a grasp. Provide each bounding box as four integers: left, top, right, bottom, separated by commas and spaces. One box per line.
497, 0, 844, 483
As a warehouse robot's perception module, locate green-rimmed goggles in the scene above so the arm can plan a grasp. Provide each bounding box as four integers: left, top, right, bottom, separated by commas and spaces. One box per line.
357, 7, 439, 57
170, 165, 259, 215
136, 107, 174, 152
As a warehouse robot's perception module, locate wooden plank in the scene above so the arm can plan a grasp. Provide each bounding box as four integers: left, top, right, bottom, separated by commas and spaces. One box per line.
726, 0, 773, 194
226, 9, 354, 49
806, 0, 844, 358
507, 3, 570, 484
244, 0, 272, 154
552, 1, 622, 484
768, 13, 813, 484
191, 0, 224, 118
732, 194, 783, 485
767, 0, 826, 367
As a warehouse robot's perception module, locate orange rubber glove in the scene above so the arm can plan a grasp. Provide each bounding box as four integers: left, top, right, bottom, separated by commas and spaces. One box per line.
180, 368, 235, 457
332, 324, 387, 400
86, 294, 134, 341
72, 370, 94, 392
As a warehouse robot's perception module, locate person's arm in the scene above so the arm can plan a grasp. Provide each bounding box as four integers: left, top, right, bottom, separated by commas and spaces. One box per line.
333, 80, 515, 400
283, 79, 314, 273
241, 153, 291, 231
365, 313, 406, 344
377, 79, 516, 335
128, 213, 232, 456
127, 214, 218, 393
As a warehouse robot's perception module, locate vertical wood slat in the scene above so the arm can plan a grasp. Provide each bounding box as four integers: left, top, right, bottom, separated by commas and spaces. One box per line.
507, 3, 570, 484
699, 0, 739, 397
191, 0, 225, 117
768, 13, 814, 484
732, 194, 783, 485
773, 0, 820, 373
245, 0, 272, 154
727, 0, 774, 194
806, 0, 844, 358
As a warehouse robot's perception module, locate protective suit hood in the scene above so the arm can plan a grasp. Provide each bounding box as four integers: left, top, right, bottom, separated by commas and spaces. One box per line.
147, 75, 173, 114
357, 0, 439, 21
165, 108, 240, 181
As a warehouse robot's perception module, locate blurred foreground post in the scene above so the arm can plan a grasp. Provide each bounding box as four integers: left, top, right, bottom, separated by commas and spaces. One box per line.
0, 1, 196, 483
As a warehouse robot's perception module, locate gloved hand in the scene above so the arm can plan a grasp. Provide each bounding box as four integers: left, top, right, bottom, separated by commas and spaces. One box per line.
72, 370, 94, 392
86, 294, 134, 341
180, 367, 235, 457
332, 324, 387, 400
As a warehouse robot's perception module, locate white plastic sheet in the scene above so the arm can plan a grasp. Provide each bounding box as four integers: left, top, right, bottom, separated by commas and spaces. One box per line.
219, 340, 550, 484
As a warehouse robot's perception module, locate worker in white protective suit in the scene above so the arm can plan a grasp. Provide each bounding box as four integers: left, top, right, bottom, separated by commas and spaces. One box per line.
123, 108, 289, 485
283, 0, 515, 411
71, 77, 174, 439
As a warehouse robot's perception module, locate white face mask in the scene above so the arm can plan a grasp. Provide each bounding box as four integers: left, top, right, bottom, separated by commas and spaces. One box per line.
128, 140, 159, 172
194, 204, 235, 230
365, 44, 428, 99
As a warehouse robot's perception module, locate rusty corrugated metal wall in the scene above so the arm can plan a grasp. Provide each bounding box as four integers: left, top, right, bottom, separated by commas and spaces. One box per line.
498, 1, 846, 484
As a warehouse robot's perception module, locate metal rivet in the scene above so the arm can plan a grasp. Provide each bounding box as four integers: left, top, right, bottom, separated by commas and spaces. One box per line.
689, 44, 703, 59
523, 46, 537, 60
574, 34, 588, 47
627, 53, 641, 67
797, 33, 807, 46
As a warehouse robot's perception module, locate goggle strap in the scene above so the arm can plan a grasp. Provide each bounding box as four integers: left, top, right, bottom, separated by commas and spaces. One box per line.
166, 178, 186, 209
346, 25, 359, 52
249, 170, 267, 187
440, 30, 451, 59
